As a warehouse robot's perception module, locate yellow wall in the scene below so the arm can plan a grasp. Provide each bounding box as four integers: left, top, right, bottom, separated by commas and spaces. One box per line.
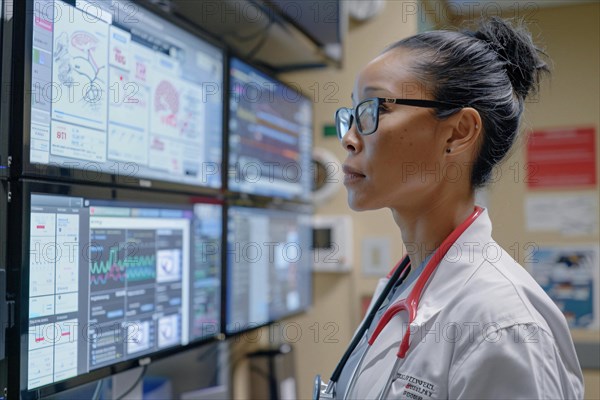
232, 2, 600, 399
488, 4, 600, 399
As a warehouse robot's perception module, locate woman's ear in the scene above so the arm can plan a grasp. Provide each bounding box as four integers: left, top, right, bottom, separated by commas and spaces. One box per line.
444, 107, 482, 156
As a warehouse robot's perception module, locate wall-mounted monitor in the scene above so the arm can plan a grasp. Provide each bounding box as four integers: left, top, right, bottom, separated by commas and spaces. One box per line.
226, 205, 312, 334
8, 181, 223, 398
228, 57, 313, 201
19, 0, 224, 191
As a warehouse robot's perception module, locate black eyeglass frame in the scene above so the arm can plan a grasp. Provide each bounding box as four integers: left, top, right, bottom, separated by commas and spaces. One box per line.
335, 97, 465, 140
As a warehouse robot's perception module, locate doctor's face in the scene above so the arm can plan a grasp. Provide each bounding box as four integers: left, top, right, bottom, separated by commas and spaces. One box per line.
341, 49, 450, 211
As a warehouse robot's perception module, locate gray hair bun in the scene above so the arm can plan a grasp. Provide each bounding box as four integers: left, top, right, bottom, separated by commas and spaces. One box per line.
468, 17, 549, 99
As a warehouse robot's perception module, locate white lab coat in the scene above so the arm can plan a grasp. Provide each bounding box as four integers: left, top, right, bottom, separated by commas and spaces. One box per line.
345, 208, 584, 399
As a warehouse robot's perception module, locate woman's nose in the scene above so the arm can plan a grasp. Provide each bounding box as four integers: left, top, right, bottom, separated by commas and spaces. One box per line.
341, 123, 362, 153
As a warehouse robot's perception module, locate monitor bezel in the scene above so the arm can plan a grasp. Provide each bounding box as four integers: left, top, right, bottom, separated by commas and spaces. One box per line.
225, 54, 314, 203
0, 180, 7, 363
12, 0, 227, 195
7, 179, 225, 399
0, 0, 11, 179
224, 201, 313, 337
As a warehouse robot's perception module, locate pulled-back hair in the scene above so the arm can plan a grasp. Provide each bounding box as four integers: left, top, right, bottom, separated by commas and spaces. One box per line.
385, 17, 550, 188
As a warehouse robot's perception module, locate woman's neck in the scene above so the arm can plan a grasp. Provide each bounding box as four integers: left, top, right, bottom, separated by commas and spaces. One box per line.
391, 193, 476, 269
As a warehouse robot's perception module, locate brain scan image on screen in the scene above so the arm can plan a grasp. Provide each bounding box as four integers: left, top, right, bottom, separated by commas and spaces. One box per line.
29, 0, 223, 188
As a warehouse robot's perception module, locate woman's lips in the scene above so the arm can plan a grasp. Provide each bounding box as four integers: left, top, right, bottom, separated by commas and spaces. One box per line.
342, 165, 366, 184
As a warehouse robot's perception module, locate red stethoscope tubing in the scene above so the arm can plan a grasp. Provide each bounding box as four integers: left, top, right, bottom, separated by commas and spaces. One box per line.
368, 206, 484, 358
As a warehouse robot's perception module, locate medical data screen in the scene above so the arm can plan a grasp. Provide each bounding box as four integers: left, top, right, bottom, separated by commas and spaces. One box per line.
226, 206, 312, 333
29, 0, 223, 188
26, 193, 222, 390
228, 58, 313, 200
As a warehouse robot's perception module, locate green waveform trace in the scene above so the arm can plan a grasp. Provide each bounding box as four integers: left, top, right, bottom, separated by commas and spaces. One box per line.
90, 247, 157, 282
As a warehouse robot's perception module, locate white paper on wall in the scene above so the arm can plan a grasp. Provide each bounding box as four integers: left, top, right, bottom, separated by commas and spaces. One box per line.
361, 237, 392, 277
524, 193, 599, 236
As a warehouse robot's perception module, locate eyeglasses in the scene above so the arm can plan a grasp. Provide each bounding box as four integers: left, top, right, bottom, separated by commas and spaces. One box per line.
335, 97, 464, 141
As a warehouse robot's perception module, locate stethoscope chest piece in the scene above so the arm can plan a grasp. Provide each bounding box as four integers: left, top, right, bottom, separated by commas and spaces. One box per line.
313, 375, 321, 400
314, 374, 335, 400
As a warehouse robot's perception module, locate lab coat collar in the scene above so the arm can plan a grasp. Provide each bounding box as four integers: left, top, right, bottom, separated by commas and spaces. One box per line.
370, 207, 492, 314
413, 206, 495, 324
386, 206, 493, 280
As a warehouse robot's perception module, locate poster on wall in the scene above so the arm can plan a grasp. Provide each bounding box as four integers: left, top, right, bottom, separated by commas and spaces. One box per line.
524, 192, 599, 236
527, 245, 600, 329
526, 126, 597, 189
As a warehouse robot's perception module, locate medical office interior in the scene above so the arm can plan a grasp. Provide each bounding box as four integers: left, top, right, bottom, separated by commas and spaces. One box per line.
0, 0, 598, 399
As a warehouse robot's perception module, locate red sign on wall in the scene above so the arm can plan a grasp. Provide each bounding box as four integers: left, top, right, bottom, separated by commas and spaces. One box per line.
526, 127, 597, 189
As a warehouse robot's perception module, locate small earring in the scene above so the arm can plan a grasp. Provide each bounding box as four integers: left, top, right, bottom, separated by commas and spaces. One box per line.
475, 124, 479, 129
446, 148, 451, 153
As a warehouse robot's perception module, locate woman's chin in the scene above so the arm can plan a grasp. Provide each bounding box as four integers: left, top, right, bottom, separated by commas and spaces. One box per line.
347, 194, 374, 211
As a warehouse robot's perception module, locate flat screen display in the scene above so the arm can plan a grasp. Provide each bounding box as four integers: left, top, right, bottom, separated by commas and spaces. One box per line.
28, 0, 224, 189
228, 57, 313, 200
25, 190, 222, 392
226, 205, 312, 334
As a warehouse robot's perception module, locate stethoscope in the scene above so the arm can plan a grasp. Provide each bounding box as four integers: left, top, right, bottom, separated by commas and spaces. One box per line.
313, 206, 484, 400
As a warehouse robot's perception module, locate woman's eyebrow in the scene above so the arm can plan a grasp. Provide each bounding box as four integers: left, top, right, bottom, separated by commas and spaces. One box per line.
364, 86, 392, 97
351, 87, 391, 106
364, 86, 382, 92
351, 87, 384, 101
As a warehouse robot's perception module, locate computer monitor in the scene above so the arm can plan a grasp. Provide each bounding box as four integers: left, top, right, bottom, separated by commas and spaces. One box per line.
226, 205, 312, 334
23, 0, 224, 191
12, 181, 222, 398
228, 57, 313, 200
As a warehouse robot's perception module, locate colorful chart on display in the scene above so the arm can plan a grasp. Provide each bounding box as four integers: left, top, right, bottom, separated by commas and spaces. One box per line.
29, 0, 223, 188
26, 192, 222, 391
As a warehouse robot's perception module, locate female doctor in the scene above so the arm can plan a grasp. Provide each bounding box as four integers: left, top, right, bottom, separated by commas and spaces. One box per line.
316, 17, 584, 399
